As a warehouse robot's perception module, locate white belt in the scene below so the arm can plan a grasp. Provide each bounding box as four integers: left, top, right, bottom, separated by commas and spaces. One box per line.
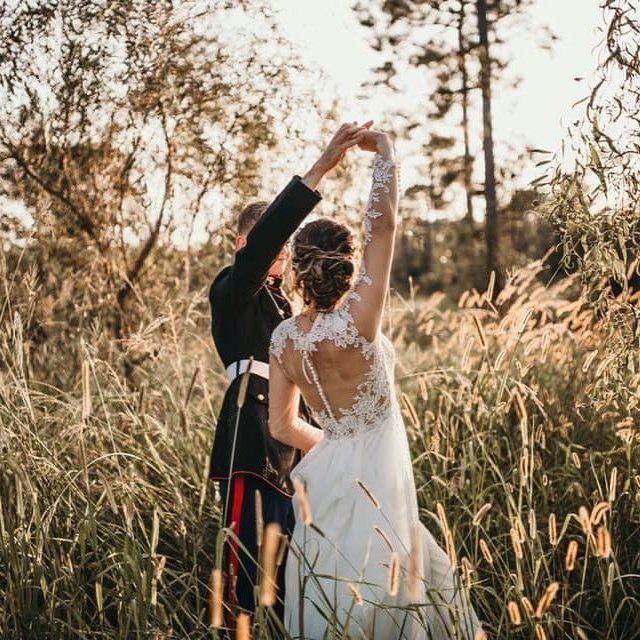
225, 359, 270, 383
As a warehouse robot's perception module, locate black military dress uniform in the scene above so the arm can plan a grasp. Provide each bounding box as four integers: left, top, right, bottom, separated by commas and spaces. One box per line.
208, 173, 322, 625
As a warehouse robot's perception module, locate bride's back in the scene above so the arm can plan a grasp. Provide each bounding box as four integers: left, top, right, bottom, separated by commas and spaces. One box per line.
282, 316, 370, 414
270, 298, 394, 438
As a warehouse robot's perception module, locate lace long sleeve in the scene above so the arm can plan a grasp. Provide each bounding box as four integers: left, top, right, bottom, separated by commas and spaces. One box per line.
346, 151, 400, 341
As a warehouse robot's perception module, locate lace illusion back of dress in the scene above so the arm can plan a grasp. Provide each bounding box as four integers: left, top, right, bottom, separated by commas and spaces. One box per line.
270, 152, 400, 440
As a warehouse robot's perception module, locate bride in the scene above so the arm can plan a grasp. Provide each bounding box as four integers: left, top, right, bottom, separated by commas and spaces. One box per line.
267, 127, 483, 639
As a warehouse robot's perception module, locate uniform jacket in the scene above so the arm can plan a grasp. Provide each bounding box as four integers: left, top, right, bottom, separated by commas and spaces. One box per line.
208, 174, 322, 495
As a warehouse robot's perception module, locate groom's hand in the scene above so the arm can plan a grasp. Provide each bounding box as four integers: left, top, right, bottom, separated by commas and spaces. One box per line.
302, 120, 374, 190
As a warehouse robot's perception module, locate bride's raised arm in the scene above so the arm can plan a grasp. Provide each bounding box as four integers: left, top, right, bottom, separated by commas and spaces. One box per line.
348, 132, 399, 342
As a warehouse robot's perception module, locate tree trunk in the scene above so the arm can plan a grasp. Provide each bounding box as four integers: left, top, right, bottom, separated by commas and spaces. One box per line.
476, 0, 502, 291
458, 0, 474, 226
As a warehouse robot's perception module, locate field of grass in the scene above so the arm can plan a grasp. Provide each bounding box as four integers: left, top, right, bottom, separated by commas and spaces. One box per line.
1, 260, 639, 639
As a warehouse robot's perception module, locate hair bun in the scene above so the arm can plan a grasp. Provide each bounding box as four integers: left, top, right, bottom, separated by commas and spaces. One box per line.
292, 219, 355, 311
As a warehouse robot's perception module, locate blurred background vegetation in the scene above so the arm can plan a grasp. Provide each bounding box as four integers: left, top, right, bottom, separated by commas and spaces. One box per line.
1, 0, 639, 638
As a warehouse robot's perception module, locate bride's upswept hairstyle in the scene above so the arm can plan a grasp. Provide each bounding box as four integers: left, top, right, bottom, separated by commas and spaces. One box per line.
292, 218, 355, 311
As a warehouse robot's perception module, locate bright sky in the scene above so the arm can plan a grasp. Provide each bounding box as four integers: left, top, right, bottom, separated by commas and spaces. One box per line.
273, 0, 603, 217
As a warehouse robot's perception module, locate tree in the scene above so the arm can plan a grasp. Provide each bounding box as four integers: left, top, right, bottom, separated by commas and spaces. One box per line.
354, 0, 555, 291
476, 0, 500, 287
0, 0, 322, 383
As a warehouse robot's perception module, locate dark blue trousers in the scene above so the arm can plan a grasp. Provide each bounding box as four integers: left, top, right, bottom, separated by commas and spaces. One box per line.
219, 474, 295, 625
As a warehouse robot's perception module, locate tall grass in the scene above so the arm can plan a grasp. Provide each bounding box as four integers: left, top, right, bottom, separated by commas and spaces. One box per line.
1, 260, 639, 638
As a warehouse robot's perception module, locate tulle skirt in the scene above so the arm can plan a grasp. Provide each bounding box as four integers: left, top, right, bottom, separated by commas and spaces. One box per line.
283, 399, 482, 639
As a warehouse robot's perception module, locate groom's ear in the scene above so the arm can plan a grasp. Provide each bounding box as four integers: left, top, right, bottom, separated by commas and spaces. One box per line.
235, 234, 248, 251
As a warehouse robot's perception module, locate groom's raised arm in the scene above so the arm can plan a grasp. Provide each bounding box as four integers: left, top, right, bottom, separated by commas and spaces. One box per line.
226, 122, 372, 304
228, 174, 323, 302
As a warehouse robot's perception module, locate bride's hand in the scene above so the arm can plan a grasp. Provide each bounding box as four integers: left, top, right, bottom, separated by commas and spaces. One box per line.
317, 121, 374, 172
356, 129, 391, 153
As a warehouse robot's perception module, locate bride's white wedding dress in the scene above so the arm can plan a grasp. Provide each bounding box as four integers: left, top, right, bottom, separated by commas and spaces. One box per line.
269, 153, 482, 639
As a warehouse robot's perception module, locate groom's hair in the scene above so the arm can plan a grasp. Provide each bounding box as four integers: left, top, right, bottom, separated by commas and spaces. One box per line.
237, 200, 269, 236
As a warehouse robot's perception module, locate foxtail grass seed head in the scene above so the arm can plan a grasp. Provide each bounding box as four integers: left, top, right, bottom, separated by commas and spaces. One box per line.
236, 357, 253, 408
374, 525, 394, 552
578, 505, 593, 542
590, 501, 610, 526
513, 517, 526, 543
519, 450, 529, 484
292, 477, 313, 525
436, 502, 450, 535
510, 527, 523, 559
528, 509, 537, 539
445, 528, 458, 566
511, 388, 527, 434
388, 551, 400, 596
255, 490, 263, 548
517, 307, 533, 335
548, 513, 558, 547
236, 612, 251, 640
154, 555, 166, 581
461, 556, 473, 589
472, 503, 492, 527
534, 582, 559, 618
521, 596, 534, 617
565, 540, 579, 571
401, 392, 420, 432
582, 350, 598, 372
275, 533, 288, 567
408, 524, 422, 598
479, 539, 494, 565
608, 467, 618, 502
486, 270, 496, 301
81, 359, 91, 420
461, 336, 473, 371
209, 569, 223, 628
259, 522, 281, 606
596, 525, 612, 558
356, 479, 380, 509
535, 623, 548, 640
348, 582, 363, 605
571, 451, 581, 469
507, 601, 522, 625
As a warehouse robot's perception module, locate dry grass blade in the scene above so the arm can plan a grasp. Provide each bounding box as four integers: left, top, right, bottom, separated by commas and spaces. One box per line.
355, 478, 380, 509
388, 551, 400, 596
236, 356, 254, 408
374, 525, 394, 552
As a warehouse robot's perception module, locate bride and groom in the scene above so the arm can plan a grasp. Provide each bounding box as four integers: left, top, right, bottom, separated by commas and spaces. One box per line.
208, 121, 483, 638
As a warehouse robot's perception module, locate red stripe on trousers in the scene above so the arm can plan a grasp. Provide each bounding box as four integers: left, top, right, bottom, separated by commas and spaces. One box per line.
227, 476, 246, 623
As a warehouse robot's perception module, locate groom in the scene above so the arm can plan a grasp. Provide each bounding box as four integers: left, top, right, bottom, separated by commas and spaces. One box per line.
208, 121, 372, 628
